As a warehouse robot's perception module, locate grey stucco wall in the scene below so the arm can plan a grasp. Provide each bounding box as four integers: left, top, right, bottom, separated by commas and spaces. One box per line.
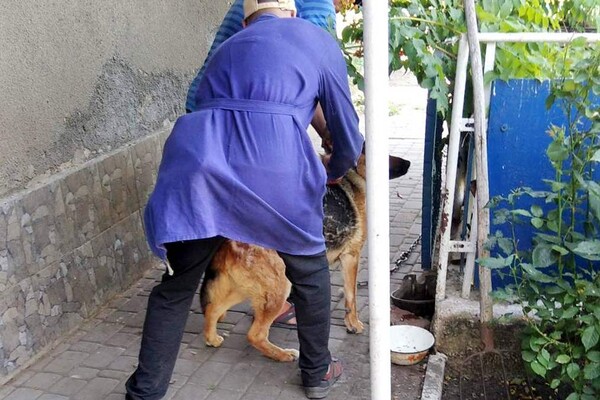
0, 0, 231, 382
0, 0, 229, 198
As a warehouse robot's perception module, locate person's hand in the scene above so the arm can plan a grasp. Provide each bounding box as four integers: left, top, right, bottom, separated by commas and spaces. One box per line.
322, 154, 342, 185
321, 138, 333, 154
322, 153, 332, 170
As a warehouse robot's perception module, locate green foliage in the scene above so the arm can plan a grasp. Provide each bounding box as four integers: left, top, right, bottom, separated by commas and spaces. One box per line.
481, 44, 600, 398
337, 0, 599, 395
337, 0, 599, 396
339, 0, 466, 116
338, 0, 599, 117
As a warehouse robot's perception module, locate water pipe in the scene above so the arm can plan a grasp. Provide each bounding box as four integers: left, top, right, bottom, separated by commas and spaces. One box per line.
363, 1, 391, 399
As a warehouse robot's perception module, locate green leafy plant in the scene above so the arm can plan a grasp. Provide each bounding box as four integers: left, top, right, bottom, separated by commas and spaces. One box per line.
338, 0, 599, 117
481, 42, 600, 399
339, 0, 466, 116
336, 0, 599, 397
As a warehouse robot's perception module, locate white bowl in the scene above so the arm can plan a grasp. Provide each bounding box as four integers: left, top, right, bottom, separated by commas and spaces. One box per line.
389, 325, 435, 365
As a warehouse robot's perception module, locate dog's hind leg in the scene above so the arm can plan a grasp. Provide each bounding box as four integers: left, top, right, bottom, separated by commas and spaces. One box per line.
247, 293, 299, 362
203, 283, 245, 348
339, 251, 365, 334
229, 246, 298, 362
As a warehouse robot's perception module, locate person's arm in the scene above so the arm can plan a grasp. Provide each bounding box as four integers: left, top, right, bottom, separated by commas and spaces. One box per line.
317, 36, 364, 182
311, 103, 334, 153
297, 0, 337, 32
185, 0, 245, 113
300, 1, 338, 153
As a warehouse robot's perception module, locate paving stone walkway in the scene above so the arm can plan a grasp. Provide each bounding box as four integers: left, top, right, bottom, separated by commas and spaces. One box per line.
0, 73, 429, 400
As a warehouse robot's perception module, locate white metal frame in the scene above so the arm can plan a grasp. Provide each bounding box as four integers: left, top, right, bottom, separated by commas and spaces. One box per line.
435, 32, 600, 303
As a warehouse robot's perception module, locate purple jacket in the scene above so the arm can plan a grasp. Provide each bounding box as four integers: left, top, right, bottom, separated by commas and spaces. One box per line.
145, 15, 364, 259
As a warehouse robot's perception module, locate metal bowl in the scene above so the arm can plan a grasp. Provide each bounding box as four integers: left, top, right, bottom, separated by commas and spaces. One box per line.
390, 325, 435, 365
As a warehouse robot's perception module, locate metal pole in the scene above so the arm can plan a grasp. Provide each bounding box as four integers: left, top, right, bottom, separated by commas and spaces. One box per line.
478, 31, 600, 43
363, 0, 390, 399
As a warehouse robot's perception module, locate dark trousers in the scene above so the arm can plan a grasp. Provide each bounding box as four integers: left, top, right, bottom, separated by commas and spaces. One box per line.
125, 237, 332, 399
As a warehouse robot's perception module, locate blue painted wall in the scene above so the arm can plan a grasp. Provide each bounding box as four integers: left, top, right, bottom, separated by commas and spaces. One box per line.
487, 79, 599, 287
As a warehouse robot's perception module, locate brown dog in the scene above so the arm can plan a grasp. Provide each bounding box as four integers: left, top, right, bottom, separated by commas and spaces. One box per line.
200, 152, 410, 362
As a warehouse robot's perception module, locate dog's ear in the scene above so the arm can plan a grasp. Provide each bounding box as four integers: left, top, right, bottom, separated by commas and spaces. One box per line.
389, 156, 410, 180
356, 147, 409, 180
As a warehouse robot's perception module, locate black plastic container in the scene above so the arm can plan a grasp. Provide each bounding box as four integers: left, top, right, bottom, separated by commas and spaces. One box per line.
390, 273, 436, 318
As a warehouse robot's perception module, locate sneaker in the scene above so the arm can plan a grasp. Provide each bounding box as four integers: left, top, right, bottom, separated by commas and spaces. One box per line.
304, 358, 343, 399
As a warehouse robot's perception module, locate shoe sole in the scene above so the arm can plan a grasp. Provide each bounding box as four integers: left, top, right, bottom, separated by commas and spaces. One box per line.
304, 387, 331, 399
304, 373, 341, 398
304, 359, 343, 399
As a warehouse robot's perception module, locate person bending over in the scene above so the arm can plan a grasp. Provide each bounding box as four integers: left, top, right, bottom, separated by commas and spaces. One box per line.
125, 0, 363, 399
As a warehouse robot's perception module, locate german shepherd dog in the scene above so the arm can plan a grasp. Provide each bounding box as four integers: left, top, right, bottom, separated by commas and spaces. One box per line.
200, 150, 410, 362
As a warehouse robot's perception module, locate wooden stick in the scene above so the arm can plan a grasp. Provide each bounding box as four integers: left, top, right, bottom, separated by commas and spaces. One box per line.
463, 0, 493, 326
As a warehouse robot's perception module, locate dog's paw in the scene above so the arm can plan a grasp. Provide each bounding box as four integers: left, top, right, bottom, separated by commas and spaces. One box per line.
345, 318, 365, 334
265, 347, 299, 362
205, 334, 224, 347
283, 348, 300, 361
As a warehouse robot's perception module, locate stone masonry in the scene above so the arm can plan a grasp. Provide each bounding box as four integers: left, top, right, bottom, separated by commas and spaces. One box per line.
0, 127, 171, 381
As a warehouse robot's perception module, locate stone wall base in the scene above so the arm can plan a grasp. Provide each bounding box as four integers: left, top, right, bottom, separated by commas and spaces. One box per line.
0, 127, 169, 381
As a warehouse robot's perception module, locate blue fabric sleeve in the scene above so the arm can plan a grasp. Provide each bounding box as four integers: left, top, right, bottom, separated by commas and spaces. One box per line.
297, 0, 337, 31
185, 0, 337, 113
317, 37, 364, 180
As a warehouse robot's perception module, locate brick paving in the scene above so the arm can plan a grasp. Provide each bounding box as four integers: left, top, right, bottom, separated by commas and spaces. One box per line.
0, 74, 429, 400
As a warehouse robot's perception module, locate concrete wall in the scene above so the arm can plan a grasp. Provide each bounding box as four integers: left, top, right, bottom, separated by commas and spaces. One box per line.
0, 0, 229, 381
1, 0, 228, 197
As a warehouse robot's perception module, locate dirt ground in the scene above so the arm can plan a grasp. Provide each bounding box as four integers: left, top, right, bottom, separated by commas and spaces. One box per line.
442, 350, 568, 400
387, 304, 569, 400
437, 320, 567, 400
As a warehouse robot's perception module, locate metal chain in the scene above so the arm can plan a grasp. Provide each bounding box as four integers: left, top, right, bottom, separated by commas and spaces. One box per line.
357, 234, 422, 287
391, 234, 422, 272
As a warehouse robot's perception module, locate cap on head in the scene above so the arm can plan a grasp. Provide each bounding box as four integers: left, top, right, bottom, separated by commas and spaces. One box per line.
243, 0, 297, 20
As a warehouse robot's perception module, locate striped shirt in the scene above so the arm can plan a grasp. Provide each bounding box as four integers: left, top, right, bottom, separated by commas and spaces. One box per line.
185, 0, 336, 112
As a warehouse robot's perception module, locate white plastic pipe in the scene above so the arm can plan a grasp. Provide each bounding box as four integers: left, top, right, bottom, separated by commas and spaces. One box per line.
435, 34, 469, 303
478, 32, 600, 43
363, 1, 391, 399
